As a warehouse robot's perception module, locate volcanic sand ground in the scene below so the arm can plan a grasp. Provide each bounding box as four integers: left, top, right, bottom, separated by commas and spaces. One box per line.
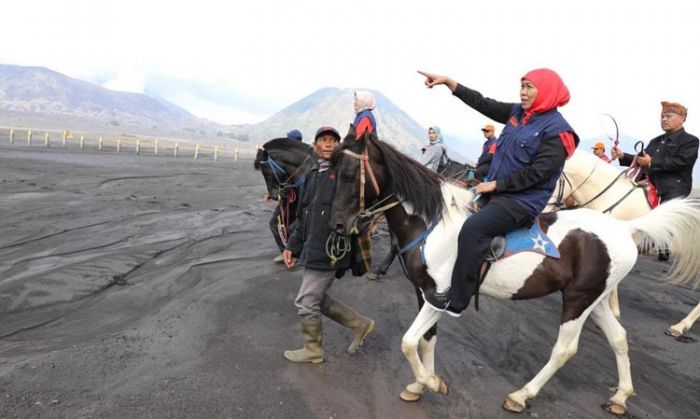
0, 145, 699, 419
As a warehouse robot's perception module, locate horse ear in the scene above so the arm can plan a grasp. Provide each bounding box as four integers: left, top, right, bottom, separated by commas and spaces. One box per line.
347, 124, 356, 140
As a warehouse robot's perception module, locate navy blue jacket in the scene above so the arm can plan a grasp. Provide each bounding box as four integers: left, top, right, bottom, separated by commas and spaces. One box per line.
453, 84, 578, 217
285, 164, 351, 271
353, 110, 378, 140
474, 135, 497, 180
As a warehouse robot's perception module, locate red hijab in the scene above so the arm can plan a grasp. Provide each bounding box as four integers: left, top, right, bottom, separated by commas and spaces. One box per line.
522, 68, 570, 119
521, 68, 575, 157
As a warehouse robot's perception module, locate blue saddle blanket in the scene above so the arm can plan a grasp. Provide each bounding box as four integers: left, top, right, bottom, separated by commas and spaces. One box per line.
503, 221, 560, 259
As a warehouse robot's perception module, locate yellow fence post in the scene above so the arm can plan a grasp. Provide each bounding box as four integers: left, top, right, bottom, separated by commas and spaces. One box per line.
234, 147, 239, 162
45, 132, 50, 147
214, 145, 219, 161
80, 135, 85, 150
194, 143, 200, 159
9, 128, 14, 144
135, 139, 141, 155
98, 136, 103, 151
117, 138, 122, 153
27, 130, 32, 146
62, 130, 67, 148
154, 139, 159, 155
174, 142, 179, 158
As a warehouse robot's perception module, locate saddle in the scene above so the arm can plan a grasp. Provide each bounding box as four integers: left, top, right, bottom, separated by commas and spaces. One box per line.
639, 180, 659, 208
485, 218, 560, 262
476, 216, 559, 311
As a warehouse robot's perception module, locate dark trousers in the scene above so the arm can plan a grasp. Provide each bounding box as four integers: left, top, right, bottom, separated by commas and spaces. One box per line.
450, 198, 532, 311
269, 205, 285, 253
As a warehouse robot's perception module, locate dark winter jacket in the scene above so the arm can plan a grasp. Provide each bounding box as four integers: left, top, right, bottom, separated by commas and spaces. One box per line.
285, 164, 351, 271
619, 128, 698, 201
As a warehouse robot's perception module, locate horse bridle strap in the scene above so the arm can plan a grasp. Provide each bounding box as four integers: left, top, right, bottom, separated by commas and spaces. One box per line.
343, 149, 381, 211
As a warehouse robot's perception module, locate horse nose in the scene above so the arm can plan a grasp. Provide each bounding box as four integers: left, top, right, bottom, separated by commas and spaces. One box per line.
334, 223, 346, 235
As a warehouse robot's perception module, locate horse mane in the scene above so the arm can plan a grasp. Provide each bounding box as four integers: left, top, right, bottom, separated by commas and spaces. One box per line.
263, 137, 314, 155
369, 140, 446, 224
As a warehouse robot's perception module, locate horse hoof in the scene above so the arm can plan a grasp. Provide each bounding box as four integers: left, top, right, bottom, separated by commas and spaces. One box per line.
603, 402, 626, 416
502, 396, 526, 413
399, 390, 422, 402
367, 272, 380, 281
433, 375, 449, 395
665, 328, 682, 338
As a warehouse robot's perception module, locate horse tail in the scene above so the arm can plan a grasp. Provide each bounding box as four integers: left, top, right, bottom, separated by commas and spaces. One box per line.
625, 197, 700, 288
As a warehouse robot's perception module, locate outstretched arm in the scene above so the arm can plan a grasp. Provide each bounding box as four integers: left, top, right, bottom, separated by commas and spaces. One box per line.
418, 70, 514, 124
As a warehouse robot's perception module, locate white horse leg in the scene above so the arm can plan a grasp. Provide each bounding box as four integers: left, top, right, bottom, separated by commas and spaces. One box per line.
609, 287, 621, 320
400, 305, 446, 399
503, 315, 588, 413
667, 300, 700, 338
591, 301, 635, 415
401, 335, 437, 402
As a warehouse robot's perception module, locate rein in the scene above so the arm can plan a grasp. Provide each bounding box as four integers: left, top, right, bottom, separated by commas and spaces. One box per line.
262, 152, 312, 245
342, 149, 380, 211
555, 164, 642, 213
265, 154, 312, 189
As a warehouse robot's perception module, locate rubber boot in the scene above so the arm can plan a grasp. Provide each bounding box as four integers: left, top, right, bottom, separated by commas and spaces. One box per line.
322, 300, 375, 353
284, 318, 324, 363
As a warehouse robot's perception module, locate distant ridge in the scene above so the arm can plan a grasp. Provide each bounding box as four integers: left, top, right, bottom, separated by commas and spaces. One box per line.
0, 63, 216, 138
222, 87, 429, 156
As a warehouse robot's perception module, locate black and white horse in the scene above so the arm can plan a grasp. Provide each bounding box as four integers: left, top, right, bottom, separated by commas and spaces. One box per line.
330, 126, 700, 415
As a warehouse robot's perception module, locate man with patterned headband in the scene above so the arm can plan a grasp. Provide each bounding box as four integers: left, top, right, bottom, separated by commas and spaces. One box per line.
612, 101, 699, 260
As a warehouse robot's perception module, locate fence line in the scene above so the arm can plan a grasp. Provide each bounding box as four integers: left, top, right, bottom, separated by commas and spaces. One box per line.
2, 128, 260, 162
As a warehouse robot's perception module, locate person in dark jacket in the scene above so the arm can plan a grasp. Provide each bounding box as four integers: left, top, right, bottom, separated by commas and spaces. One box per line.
418, 68, 578, 316
611, 101, 699, 260
282, 126, 375, 363
474, 124, 498, 180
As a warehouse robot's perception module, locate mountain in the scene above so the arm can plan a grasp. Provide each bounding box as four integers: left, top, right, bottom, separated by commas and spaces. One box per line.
0, 64, 216, 138
222, 87, 429, 156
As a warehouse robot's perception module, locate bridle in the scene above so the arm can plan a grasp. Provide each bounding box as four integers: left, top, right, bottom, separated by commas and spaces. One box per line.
550, 160, 644, 213
342, 148, 380, 211
262, 154, 312, 191
340, 147, 400, 233
259, 152, 312, 246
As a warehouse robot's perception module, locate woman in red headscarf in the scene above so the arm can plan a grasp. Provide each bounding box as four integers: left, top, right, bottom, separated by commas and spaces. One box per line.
417, 69, 579, 316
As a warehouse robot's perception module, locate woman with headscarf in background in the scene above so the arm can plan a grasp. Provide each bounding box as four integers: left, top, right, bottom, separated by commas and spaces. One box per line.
417, 68, 579, 316
418, 126, 448, 172
353, 90, 378, 140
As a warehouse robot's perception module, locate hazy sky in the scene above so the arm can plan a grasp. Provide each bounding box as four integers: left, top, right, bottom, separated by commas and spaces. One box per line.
3, 0, 700, 151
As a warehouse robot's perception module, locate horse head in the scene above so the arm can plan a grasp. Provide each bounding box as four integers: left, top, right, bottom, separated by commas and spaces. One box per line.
331, 125, 446, 235
330, 125, 388, 235
254, 137, 314, 200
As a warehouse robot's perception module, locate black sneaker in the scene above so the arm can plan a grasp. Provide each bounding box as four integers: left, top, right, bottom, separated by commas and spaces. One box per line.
422, 288, 464, 318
